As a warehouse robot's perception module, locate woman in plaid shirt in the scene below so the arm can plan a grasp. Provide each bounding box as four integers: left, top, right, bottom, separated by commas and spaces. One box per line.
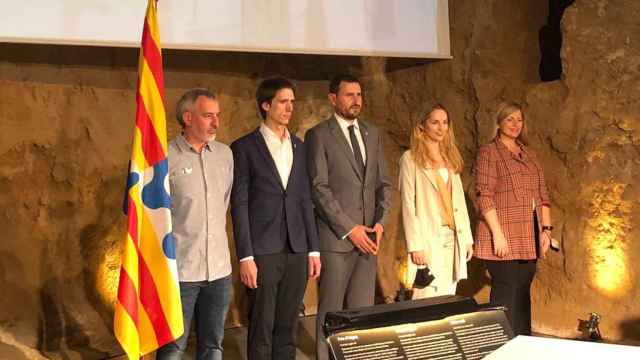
474, 101, 553, 335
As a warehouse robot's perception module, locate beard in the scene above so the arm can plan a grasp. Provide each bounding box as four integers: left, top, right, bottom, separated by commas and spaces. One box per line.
338, 105, 361, 120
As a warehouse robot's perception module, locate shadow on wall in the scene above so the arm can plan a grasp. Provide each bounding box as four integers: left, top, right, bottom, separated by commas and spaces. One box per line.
376, 204, 404, 304
538, 0, 575, 81
0, 252, 38, 347
619, 318, 640, 345
37, 175, 124, 359
457, 259, 490, 300
0, 42, 430, 90
457, 185, 491, 301
38, 276, 108, 359
77, 175, 125, 333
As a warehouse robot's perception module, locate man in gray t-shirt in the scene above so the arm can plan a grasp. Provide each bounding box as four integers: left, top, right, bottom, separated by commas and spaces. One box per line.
156, 88, 233, 360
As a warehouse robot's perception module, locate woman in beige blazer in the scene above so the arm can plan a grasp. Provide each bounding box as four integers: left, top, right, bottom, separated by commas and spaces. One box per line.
399, 104, 474, 299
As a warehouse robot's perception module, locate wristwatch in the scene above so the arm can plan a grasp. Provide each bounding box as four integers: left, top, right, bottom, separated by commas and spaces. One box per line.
541, 225, 553, 232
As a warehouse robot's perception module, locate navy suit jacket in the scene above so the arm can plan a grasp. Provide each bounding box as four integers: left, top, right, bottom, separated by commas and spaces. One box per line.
230, 127, 320, 259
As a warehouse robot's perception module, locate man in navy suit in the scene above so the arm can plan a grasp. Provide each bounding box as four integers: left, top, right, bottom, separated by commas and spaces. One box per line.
230, 77, 321, 360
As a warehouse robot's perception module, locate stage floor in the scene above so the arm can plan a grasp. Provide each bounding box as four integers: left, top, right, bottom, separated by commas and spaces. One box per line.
112, 315, 318, 360
3, 314, 637, 359
217, 315, 317, 360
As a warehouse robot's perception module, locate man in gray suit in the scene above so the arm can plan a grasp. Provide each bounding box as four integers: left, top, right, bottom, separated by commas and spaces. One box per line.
305, 74, 392, 360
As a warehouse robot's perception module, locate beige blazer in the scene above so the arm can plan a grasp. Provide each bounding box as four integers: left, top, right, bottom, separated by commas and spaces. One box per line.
399, 150, 474, 288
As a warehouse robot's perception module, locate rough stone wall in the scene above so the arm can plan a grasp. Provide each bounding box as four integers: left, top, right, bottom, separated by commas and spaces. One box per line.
1, 0, 639, 358
525, 0, 640, 340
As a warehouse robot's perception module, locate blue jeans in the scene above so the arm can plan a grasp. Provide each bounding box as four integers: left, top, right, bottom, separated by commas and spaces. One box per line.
156, 275, 232, 360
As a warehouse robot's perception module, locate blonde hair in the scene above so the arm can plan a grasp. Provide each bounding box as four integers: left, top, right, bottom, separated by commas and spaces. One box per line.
410, 104, 464, 173
495, 101, 528, 144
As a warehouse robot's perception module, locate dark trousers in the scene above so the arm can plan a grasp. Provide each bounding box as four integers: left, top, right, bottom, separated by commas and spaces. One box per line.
247, 252, 308, 360
485, 260, 537, 335
316, 251, 376, 360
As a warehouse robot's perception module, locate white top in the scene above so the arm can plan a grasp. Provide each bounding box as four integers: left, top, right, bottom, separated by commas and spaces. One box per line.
335, 113, 367, 165
437, 167, 449, 184
259, 123, 293, 188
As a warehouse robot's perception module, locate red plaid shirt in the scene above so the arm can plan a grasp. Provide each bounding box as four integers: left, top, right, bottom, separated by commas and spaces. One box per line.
473, 138, 550, 260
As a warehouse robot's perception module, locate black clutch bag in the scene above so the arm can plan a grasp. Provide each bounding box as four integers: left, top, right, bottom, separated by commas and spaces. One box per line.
413, 267, 435, 289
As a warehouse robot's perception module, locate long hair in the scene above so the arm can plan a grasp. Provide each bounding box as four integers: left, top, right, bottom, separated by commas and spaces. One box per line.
410, 103, 464, 173
495, 101, 528, 144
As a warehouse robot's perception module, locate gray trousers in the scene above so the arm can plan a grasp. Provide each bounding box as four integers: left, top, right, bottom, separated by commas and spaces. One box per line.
316, 251, 376, 360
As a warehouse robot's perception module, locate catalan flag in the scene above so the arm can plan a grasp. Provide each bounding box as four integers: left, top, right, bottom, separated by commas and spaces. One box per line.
114, 1, 183, 358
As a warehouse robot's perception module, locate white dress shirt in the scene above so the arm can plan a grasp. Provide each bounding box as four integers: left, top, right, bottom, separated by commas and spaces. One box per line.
437, 167, 449, 184
260, 122, 293, 188
335, 113, 367, 165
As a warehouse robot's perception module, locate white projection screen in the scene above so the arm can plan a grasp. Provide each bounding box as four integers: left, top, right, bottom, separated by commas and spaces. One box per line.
0, 0, 451, 59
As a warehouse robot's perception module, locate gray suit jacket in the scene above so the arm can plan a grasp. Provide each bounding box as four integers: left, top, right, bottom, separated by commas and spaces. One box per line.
305, 115, 392, 252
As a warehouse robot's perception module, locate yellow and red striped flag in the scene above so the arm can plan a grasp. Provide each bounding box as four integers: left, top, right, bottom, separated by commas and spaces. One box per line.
114, 1, 183, 358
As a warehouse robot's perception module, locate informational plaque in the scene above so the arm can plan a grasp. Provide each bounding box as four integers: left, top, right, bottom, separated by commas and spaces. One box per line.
327, 309, 513, 360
